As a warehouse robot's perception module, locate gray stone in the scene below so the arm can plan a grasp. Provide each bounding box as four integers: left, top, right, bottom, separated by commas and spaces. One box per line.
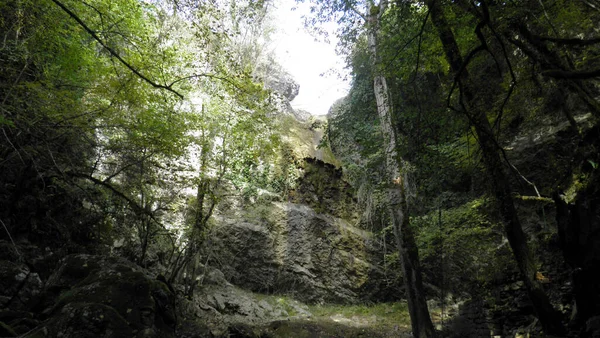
258, 300, 273, 312
203, 267, 228, 287
210, 294, 226, 312
180, 283, 301, 335
207, 201, 382, 304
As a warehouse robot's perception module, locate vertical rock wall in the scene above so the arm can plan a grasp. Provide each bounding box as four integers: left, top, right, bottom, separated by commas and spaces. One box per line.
207, 202, 377, 304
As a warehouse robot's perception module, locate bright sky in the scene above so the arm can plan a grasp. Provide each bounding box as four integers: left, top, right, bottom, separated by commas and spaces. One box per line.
271, 0, 349, 116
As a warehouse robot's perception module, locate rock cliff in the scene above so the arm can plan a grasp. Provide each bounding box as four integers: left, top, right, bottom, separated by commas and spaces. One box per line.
206, 201, 376, 304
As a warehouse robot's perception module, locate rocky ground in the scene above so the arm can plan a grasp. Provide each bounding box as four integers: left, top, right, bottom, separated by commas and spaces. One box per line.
0, 245, 416, 337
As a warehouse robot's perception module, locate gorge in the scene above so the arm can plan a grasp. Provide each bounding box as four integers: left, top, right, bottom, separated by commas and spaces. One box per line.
1, 1, 600, 337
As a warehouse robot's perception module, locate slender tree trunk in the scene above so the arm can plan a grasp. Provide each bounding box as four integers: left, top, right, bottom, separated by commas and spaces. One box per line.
473, 115, 564, 334
368, 4, 436, 337
425, 0, 564, 334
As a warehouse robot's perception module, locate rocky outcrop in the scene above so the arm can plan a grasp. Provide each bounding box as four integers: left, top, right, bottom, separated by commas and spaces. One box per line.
255, 59, 304, 120
556, 160, 600, 332
23, 254, 176, 338
206, 201, 389, 304
290, 157, 358, 221
504, 114, 600, 333
177, 281, 311, 337
263, 68, 299, 103
0, 260, 43, 335
504, 112, 595, 196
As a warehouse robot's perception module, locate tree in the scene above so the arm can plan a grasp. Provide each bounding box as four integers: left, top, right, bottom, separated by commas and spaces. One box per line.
0, 0, 280, 272
423, 0, 565, 333
304, 1, 436, 336
366, 2, 436, 337
325, 0, 600, 334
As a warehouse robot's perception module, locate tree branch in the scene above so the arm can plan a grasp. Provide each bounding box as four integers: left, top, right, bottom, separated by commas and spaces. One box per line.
445, 44, 485, 108
67, 172, 166, 228
344, 2, 366, 22
542, 68, 600, 79
50, 0, 185, 99
166, 73, 248, 93
409, 9, 431, 83
384, 8, 430, 72
538, 35, 600, 46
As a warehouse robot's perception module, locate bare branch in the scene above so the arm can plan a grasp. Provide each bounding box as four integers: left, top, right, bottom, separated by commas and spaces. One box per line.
384, 9, 430, 72
344, 2, 367, 22
409, 9, 431, 83
542, 68, 600, 79
67, 172, 166, 228
538, 35, 600, 46
166, 73, 247, 93
0, 219, 21, 259
1, 128, 25, 165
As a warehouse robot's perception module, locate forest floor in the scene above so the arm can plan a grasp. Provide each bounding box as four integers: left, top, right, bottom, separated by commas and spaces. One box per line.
266, 302, 441, 337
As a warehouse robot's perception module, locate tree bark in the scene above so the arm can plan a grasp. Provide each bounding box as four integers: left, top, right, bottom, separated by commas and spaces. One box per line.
425, 0, 564, 334
368, 3, 436, 337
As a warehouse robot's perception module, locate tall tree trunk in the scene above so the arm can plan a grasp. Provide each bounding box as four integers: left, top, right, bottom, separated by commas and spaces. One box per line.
425, 0, 564, 334
368, 3, 436, 337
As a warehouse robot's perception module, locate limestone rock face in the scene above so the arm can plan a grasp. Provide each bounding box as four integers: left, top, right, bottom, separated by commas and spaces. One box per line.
208, 201, 382, 304
26, 254, 176, 338
289, 157, 358, 221
264, 69, 300, 103
256, 61, 302, 118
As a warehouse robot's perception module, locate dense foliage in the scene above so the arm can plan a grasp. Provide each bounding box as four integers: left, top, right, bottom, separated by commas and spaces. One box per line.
0, 0, 293, 287
315, 0, 600, 335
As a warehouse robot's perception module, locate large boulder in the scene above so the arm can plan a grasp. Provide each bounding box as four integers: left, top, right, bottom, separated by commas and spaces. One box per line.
177, 282, 310, 337
0, 260, 43, 336
0, 261, 43, 312
25, 254, 176, 338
